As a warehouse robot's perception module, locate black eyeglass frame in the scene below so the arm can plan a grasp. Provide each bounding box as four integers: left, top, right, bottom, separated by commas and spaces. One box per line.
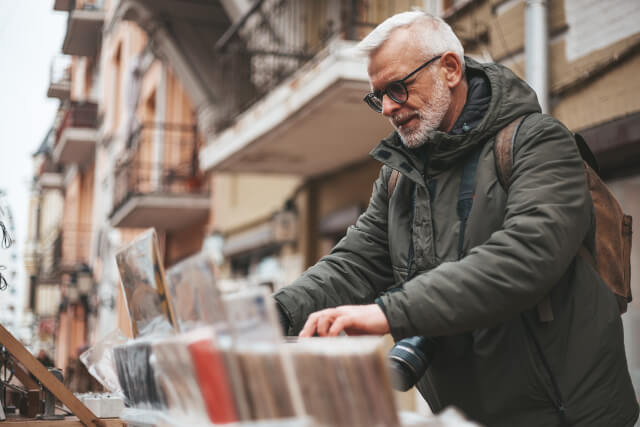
363, 55, 442, 113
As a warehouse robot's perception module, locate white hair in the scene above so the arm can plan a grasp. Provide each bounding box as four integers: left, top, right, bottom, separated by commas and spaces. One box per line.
356, 11, 465, 70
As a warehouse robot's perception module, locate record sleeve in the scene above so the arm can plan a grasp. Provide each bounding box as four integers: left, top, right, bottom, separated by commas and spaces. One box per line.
115, 229, 177, 337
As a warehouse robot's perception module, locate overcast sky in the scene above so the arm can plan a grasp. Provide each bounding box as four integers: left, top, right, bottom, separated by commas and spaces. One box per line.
0, 1, 66, 306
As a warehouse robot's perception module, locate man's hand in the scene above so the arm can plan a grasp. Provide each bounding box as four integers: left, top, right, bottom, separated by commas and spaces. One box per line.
299, 304, 390, 337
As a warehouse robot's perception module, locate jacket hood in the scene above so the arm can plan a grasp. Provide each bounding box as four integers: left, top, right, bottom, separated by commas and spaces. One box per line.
371, 57, 542, 179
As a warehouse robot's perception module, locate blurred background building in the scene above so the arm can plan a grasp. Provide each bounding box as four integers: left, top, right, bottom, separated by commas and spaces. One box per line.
21, 0, 640, 406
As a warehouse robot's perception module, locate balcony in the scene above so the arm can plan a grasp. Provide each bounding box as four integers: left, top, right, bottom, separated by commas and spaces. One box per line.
37, 172, 65, 191
208, 0, 380, 130
53, 102, 98, 166
199, 0, 396, 177
47, 56, 71, 100
110, 122, 210, 231
62, 0, 105, 57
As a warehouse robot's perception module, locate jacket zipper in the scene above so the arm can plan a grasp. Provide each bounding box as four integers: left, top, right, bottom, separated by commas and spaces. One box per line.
406, 183, 418, 281
521, 314, 569, 426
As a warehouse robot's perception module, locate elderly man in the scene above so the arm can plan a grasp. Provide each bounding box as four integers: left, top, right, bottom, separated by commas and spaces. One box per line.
274, 11, 639, 427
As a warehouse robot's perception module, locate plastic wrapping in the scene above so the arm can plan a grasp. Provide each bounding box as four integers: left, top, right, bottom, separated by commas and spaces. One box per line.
115, 229, 177, 337
113, 338, 167, 409
118, 407, 176, 427
223, 288, 305, 421
165, 251, 226, 332
288, 337, 400, 427
223, 287, 283, 347
79, 329, 128, 396
150, 332, 209, 423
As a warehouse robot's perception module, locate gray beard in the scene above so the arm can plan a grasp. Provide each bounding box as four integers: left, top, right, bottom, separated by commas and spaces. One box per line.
397, 127, 436, 149
394, 77, 451, 149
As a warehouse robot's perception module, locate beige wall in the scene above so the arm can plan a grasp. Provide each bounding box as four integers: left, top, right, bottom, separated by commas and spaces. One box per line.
553, 52, 640, 131
165, 219, 208, 267
212, 173, 301, 234
164, 65, 196, 126
101, 22, 148, 137
62, 171, 81, 266
62, 167, 94, 266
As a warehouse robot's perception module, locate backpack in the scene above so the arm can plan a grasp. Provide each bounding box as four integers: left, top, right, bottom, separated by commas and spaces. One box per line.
494, 115, 633, 316
386, 116, 633, 318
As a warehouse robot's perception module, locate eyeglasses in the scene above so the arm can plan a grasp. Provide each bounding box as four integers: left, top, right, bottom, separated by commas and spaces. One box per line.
363, 55, 442, 113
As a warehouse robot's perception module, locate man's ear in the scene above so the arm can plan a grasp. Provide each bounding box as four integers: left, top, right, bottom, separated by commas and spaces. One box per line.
440, 51, 464, 89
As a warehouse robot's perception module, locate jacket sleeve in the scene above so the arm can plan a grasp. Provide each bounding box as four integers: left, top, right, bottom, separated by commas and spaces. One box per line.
380, 114, 593, 340
274, 166, 395, 334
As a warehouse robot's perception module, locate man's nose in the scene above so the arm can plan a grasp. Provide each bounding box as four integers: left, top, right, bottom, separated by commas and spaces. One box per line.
381, 95, 401, 117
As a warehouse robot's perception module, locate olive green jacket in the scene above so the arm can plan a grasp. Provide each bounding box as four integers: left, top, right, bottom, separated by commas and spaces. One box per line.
274, 58, 638, 426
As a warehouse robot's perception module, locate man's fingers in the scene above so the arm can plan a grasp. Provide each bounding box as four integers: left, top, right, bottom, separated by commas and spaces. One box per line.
300, 304, 390, 337
317, 311, 337, 336
299, 312, 320, 337
328, 315, 349, 336
300, 309, 338, 337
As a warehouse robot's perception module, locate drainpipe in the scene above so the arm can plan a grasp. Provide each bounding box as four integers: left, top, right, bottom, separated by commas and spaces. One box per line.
525, 0, 549, 113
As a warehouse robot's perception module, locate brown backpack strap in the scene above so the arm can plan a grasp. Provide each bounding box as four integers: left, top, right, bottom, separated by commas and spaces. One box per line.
494, 116, 527, 189
387, 169, 400, 200
494, 115, 554, 322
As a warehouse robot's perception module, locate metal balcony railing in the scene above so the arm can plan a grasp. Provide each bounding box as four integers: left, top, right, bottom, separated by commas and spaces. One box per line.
112, 122, 207, 214
211, 0, 423, 129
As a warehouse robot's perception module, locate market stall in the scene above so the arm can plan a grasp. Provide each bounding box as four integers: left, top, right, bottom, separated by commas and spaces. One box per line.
74, 229, 478, 427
